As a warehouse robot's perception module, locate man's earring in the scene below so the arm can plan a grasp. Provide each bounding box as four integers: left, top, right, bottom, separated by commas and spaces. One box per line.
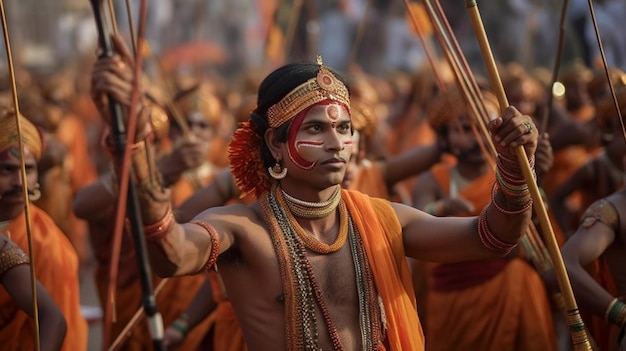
268, 160, 287, 180
29, 183, 41, 202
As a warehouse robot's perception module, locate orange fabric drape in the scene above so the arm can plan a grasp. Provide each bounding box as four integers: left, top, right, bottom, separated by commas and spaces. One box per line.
201, 271, 247, 351
92, 219, 212, 351
170, 165, 218, 207
343, 190, 425, 351
426, 164, 556, 351
541, 147, 589, 199
56, 114, 98, 249
426, 259, 557, 351
0, 206, 88, 351
349, 161, 390, 199
430, 163, 493, 216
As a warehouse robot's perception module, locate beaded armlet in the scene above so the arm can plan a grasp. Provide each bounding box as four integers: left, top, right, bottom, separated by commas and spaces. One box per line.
0, 241, 29, 277
144, 207, 175, 241
190, 220, 221, 272
579, 199, 619, 231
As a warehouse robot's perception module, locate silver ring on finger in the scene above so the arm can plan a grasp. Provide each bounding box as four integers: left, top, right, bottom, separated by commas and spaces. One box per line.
523, 122, 533, 134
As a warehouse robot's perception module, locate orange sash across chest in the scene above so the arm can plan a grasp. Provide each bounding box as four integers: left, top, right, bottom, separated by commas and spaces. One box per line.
343, 190, 425, 350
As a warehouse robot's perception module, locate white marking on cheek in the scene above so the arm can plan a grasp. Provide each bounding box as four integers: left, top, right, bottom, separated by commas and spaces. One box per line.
295, 141, 324, 148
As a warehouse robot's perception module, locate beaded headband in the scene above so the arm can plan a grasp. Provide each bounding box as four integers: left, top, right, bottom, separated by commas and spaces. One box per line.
266, 56, 351, 128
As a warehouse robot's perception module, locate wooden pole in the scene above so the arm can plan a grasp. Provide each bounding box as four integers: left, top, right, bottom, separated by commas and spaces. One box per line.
464, 1, 592, 349
0, 1, 39, 349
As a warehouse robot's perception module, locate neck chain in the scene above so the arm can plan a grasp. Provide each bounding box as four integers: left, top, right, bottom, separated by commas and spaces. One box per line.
261, 187, 384, 350
281, 186, 341, 219
276, 186, 348, 254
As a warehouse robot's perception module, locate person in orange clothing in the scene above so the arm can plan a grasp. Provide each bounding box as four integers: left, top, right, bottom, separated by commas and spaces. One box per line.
91, 33, 540, 350
36, 72, 99, 265
163, 270, 246, 351
160, 82, 230, 207
0, 109, 87, 351
0, 232, 67, 351
550, 87, 626, 237
73, 102, 214, 351
412, 88, 556, 351
343, 95, 444, 204
503, 64, 590, 201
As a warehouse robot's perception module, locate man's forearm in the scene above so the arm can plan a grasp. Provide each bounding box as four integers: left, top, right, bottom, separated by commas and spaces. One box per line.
477, 154, 534, 255
106, 118, 184, 274
492, 153, 534, 242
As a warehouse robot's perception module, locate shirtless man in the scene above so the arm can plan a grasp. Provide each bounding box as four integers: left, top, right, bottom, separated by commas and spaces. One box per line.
90, 38, 539, 350
561, 157, 626, 350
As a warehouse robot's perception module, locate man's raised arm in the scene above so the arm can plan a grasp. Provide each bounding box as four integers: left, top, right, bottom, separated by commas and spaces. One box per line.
89, 35, 220, 276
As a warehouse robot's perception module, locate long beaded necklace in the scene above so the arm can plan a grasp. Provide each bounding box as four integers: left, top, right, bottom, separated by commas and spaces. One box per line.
261, 185, 384, 350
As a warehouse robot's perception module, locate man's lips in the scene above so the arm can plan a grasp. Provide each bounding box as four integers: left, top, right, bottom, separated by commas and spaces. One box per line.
321, 157, 347, 165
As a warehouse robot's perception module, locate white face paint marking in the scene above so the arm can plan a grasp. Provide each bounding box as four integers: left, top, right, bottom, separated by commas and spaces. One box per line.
287, 102, 352, 170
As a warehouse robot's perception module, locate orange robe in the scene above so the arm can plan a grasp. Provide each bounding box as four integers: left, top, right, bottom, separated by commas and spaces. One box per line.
543, 103, 593, 200
425, 164, 556, 351
92, 219, 213, 351
171, 163, 218, 207
34, 163, 73, 236
542, 105, 597, 198
541, 147, 589, 201
349, 160, 390, 199
349, 159, 417, 204
343, 190, 425, 350
198, 271, 247, 351
388, 114, 437, 200
207, 136, 231, 169
55, 114, 98, 262
0, 206, 88, 351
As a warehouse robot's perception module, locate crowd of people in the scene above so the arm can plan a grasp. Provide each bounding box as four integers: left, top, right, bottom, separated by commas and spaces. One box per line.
0, 1, 626, 351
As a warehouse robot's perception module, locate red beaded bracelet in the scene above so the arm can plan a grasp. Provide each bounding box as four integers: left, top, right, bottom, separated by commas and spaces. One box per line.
477, 207, 518, 255
491, 183, 533, 215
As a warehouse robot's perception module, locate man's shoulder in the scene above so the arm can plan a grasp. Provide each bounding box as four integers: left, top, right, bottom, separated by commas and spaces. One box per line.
25, 205, 64, 231
341, 189, 399, 219
197, 201, 265, 228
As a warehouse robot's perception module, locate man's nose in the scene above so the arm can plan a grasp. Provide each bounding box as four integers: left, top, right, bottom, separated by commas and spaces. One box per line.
326, 130, 345, 151
10, 171, 24, 187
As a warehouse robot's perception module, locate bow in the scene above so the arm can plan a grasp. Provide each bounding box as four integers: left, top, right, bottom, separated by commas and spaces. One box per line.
88, 0, 165, 350
0, 1, 40, 350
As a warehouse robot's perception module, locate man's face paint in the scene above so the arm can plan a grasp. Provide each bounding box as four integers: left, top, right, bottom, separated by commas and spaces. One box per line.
286, 102, 353, 170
